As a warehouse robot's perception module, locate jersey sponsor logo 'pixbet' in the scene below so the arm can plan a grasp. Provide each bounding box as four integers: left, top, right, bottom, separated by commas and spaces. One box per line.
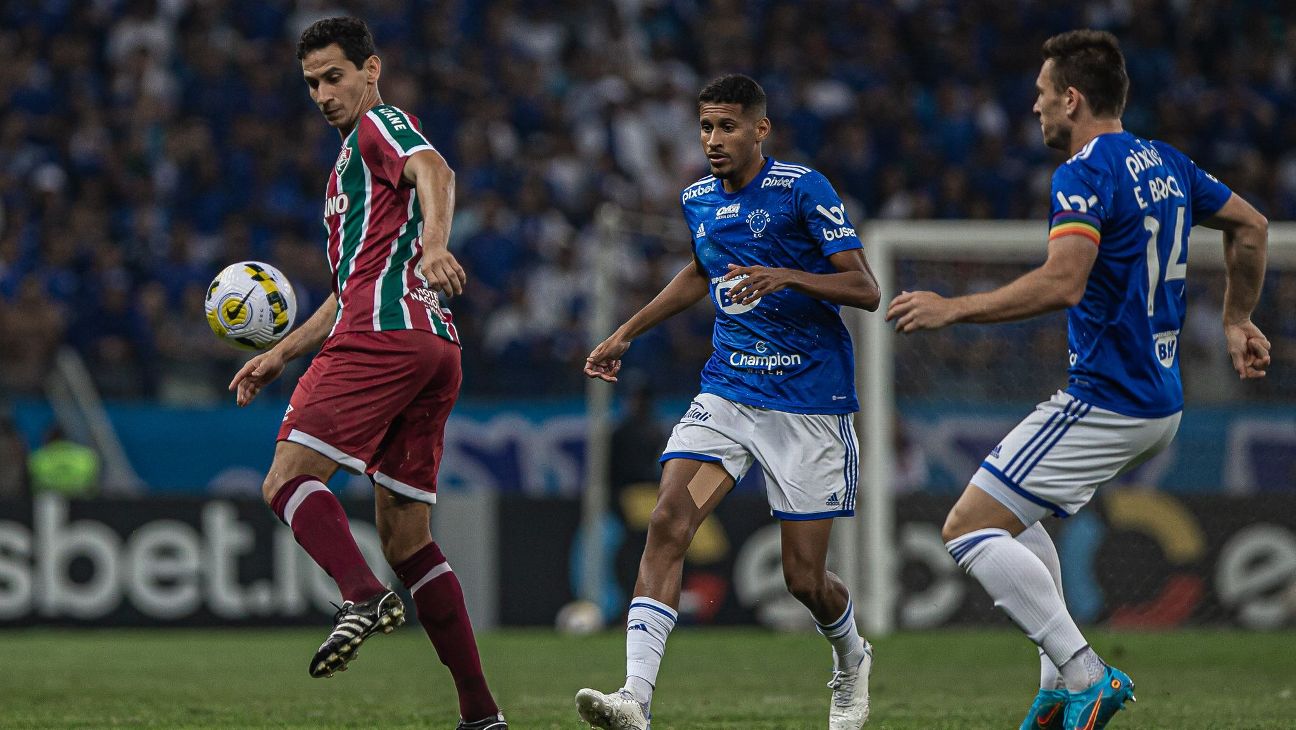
1123, 144, 1165, 180
324, 192, 349, 217
682, 180, 716, 202
761, 176, 793, 189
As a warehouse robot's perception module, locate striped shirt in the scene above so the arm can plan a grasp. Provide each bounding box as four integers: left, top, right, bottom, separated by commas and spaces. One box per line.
322, 104, 459, 343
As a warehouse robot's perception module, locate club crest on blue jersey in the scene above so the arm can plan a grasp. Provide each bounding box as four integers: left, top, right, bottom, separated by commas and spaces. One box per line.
746, 209, 770, 237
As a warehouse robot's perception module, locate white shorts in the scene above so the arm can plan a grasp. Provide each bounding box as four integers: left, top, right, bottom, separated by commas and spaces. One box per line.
971, 391, 1181, 525
660, 393, 859, 520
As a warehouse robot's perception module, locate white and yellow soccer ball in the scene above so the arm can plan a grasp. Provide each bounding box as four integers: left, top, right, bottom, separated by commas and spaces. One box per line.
204, 261, 297, 350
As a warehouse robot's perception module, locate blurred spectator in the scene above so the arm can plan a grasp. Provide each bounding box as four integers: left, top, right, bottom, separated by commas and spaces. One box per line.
28, 425, 100, 498
0, 276, 66, 394
0, 0, 1291, 402
0, 413, 28, 499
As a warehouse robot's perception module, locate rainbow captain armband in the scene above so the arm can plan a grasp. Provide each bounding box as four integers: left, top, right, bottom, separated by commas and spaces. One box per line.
1049, 211, 1102, 246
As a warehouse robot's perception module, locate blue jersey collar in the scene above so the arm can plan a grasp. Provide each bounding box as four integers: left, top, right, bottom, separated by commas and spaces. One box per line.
719, 156, 774, 199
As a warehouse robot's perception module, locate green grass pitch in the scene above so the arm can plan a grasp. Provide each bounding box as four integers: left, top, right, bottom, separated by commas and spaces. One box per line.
6, 627, 1294, 728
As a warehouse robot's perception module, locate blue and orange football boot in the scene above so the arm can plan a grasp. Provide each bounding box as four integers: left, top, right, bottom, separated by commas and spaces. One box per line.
1019, 687, 1067, 730
1062, 665, 1136, 730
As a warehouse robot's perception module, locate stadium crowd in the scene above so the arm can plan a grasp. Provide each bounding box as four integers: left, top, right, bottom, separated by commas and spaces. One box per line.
1, 0, 1293, 403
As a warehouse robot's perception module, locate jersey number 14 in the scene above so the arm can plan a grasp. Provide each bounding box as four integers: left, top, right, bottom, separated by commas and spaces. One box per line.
1143, 205, 1187, 316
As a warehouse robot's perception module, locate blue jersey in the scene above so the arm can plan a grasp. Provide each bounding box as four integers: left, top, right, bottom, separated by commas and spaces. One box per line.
681, 157, 863, 414
1049, 131, 1232, 417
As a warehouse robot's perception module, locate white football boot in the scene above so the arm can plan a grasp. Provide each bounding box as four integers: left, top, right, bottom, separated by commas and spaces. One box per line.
575, 688, 650, 730
827, 642, 873, 729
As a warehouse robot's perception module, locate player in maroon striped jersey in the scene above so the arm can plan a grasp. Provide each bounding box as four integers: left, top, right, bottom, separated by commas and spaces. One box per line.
228, 17, 504, 730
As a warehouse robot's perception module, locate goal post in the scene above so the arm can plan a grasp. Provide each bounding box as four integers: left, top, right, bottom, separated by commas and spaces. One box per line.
854, 220, 1296, 636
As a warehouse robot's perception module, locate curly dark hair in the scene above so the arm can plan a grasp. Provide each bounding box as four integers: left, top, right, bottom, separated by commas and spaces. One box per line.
296, 16, 376, 69
1042, 30, 1129, 118
697, 74, 768, 118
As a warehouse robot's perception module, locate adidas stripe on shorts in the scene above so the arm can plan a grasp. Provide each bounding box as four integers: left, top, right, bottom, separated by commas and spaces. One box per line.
659, 393, 859, 520
971, 390, 1180, 525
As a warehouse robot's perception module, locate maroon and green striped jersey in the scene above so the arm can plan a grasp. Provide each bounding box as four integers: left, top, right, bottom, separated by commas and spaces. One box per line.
322, 103, 459, 344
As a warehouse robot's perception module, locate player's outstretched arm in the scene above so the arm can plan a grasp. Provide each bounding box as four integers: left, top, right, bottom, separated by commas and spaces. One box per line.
723, 249, 880, 310
584, 261, 710, 382
229, 294, 338, 406
403, 148, 465, 298
1202, 193, 1271, 378
886, 235, 1097, 333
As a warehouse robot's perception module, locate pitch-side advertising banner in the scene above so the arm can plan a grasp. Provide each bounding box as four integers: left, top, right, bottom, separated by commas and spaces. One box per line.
0, 492, 1292, 628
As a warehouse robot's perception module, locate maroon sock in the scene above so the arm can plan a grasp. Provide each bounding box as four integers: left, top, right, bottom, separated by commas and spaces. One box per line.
270, 475, 385, 603
395, 542, 498, 721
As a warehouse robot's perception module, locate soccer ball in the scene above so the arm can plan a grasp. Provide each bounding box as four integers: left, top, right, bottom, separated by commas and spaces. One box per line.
554, 599, 605, 636
204, 261, 297, 350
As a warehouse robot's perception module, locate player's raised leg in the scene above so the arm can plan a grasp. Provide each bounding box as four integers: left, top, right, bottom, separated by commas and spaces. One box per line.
377, 488, 504, 729
781, 518, 872, 729
576, 458, 734, 730
262, 441, 399, 678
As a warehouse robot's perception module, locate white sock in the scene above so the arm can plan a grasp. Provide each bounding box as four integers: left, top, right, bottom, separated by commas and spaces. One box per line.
1015, 522, 1065, 690
1060, 645, 1106, 692
814, 597, 868, 671
946, 529, 1088, 683
623, 596, 677, 710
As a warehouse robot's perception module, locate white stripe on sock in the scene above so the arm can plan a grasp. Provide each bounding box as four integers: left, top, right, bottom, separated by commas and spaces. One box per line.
409, 561, 452, 595
284, 481, 329, 526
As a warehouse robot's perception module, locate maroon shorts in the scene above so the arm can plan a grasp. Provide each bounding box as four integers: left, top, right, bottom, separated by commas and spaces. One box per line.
278, 330, 461, 503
